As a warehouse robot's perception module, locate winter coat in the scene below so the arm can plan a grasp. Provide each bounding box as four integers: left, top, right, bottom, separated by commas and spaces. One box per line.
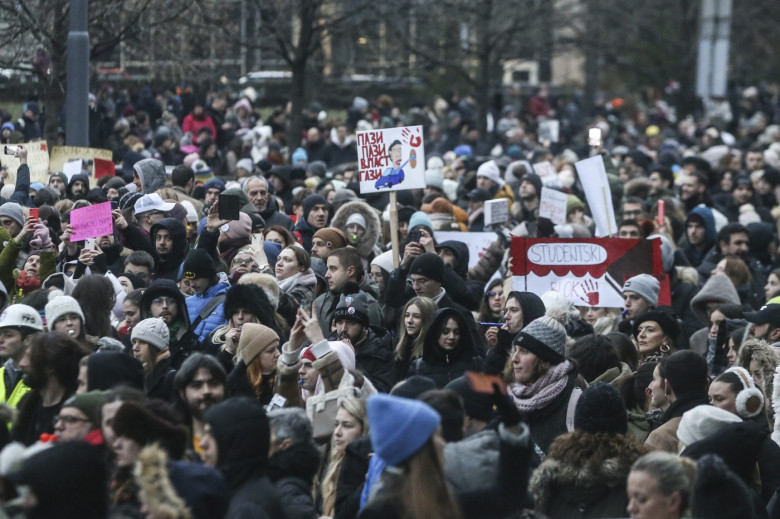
529, 431, 644, 519
186, 282, 229, 342
267, 442, 320, 519
335, 436, 373, 519
331, 201, 382, 262
278, 270, 317, 327
255, 195, 294, 231
0, 239, 56, 298
645, 392, 710, 452
293, 217, 318, 253
314, 288, 383, 338
412, 308, 484, 389
436, 240, 483, 311
133, 158, 167, 193
146, 355, 175, 402
678, 206, 717, 267
328, 326, 394, 393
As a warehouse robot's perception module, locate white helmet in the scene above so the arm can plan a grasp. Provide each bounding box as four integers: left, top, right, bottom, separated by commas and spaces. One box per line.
0, 304, 44, 332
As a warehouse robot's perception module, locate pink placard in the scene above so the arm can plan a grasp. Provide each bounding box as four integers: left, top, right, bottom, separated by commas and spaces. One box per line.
70, 202, 114, 241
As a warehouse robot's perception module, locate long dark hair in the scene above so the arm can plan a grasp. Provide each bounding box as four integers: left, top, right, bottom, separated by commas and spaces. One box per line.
72, 275, 115, 338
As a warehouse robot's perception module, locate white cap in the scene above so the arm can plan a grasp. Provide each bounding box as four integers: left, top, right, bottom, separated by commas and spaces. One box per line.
0, 304, 43, 332
179, 200, 199, 223
134, 193, 175, 215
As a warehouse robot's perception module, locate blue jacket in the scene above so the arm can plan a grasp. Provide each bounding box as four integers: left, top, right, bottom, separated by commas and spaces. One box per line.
186, 282, 229, 342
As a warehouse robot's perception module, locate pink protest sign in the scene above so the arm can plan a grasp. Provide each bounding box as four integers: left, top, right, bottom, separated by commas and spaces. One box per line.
70, 202, 114, 241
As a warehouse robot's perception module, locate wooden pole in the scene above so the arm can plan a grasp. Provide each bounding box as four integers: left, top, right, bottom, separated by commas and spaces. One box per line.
389, 191, 400, 268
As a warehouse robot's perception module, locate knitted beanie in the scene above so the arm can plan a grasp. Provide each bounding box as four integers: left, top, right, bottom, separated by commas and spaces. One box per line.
224, 212, 252, 240
61, 391, 108, 427
333, 285, 370, 327
45, 295, 85, 328
574, 382, 627, 435
345, 213, 367, 230
677, 404, 741, 447
0, 202, 24, 227
513, 306, 568, 364
370, 250, 395, 274
131, 318, 170, 351
476, 160, 504, 187
367, 393, 440, 467
312, 227, 348, 250
521, 173, 542, 196
622, 274, 660, 306
302, 194, 327, 220
409, 253, 444, 283
182, 249, 217, 280
408, 211, 433, 234
236, 323, 279, 366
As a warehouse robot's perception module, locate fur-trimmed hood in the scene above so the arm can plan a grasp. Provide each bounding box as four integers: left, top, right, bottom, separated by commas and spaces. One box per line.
134, 444, 191, 519
331, 200, 382, 257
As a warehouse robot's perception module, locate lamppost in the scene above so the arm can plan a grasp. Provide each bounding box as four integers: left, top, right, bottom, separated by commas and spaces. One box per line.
66, 0, 89, 146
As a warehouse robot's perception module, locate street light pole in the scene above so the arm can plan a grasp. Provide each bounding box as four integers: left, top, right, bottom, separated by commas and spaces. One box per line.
66, 0, 89, 146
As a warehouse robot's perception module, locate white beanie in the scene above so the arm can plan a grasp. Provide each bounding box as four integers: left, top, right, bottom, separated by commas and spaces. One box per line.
131, 318, 170, 351
677, 404, 741, 447
345, 213, 367, 230
45, 295, 85, 328
476, 160, 505, 188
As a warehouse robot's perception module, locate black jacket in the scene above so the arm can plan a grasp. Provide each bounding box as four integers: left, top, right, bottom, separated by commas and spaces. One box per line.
146, 355, 175, 402
150, 218, 189, 281
437, 240, 483, 311
267, 442, 320, 519
258, 196, 294, 231
329, 326, 394, 393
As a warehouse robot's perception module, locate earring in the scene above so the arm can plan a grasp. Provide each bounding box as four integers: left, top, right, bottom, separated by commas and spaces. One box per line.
660, 343, 671, 354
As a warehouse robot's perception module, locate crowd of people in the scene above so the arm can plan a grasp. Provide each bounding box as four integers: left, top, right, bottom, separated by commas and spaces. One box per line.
0, 83, 778, 518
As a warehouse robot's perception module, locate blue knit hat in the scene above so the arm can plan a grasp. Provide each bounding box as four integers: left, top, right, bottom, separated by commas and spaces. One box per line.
367, 394, 440, 467
408, 211, 433, 234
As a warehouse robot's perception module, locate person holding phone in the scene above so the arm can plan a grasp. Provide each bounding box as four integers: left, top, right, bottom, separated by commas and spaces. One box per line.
0, 213, 56, 302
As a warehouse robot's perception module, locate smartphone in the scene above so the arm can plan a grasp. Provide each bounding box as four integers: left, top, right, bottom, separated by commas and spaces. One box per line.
3, 145, 19, 156
218, 194, 240, 221
465, 371, 506, 395
657, 199, 665, 227
29, 208, 38, 219
84, 238, 96, 250
252, 233, 264, 249
588, 127, 602, 147
407, 228, 422, 244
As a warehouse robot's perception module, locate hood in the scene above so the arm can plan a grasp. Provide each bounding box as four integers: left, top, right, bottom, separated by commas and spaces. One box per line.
66, 173, 90, 198
690, 273, 740, 325
422, 307, 479, 363
330, 131, 354, 149
150, 217, 188, 259
437, 240, 469, 277
134, 158, 167, 193
508, 291, 546, 328
687, 206, 717, 245
204, 397, 270, 489
331, 200, 381, 257
140, 278, 191, 331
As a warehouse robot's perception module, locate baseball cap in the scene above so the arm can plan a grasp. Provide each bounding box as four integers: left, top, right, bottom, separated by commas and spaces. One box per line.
134, 193, 175, 215
744, 303, 780, 327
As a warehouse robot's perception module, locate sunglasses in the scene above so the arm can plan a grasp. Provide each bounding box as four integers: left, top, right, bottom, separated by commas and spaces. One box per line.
487, 291, 504, 297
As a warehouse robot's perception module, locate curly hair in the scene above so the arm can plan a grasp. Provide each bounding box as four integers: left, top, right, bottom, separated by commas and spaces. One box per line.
547, 430, 648, 473
738, 338, 778, 422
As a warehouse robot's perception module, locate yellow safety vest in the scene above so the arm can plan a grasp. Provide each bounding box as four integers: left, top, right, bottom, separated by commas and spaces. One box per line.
0, 366, 30, 409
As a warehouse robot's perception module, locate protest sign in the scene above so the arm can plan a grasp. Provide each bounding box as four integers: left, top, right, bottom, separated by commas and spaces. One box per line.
357, 125, 425, 194
575, 155, 618, 237
484, 199, 509, 226
435, 231, 496, 270
63, 160, 82, 181
538, 119, 560, 143
539, 187, 568, 225
532, 161, 559, 186
509, 237, 669, 308
49, 146, 113, 175
0, 142, 49, 183
70, 202, 114, 241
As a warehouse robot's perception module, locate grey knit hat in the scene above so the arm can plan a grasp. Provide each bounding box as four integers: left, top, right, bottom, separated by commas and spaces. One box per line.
512, 306, 568, 364
0, 202, 25, 227
45, 295, 85, 328
131, 318, 170, 351
622, 274, 660, 306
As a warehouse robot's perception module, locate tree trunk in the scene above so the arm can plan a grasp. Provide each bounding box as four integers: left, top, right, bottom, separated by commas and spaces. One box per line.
288, 59, 307, 150
44, 1, 69, 145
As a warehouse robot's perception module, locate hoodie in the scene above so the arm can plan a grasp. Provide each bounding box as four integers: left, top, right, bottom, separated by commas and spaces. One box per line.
415, 308, 484, 388
483, 291, 546, 374
436, 240, 483, 311
679, 206, 717, 267
689, 273, 740, 326
134, 158, 167, 193
150, 218, 189, 281
66, 173, 90, 200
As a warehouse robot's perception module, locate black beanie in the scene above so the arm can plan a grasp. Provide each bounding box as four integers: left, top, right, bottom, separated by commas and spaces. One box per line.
574, 382, 628, 435
409, 253, 444, 283
333, 283, 370, 327
391, 375, 437, 399
445, 376, 495, 422
182, 249, 217, 280
303, 194, 327, 220
224, 284, 274, 324
522, 173, 542, 196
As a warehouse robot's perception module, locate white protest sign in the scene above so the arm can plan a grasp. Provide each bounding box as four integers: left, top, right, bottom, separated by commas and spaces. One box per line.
434, 231, 496, 270
539, 187, 568, 225
575, 155, 618, 237
356, 125, 425, 194
538, 119, 560, 143
532, 161, 558, 182
63, 160, 82, 181
484, 199, 509, 226
0, 142, 50, 184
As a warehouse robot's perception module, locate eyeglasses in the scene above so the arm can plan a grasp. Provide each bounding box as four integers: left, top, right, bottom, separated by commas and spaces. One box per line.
152, 297, 177, 306
0, 219, 15, 227
407, 277, 430, 287
53, 415, 90, 426
487, 291, 504, 297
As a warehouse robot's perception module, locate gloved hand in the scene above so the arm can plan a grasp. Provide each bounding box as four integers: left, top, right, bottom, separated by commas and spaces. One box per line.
29, 223, 52, 250
492, 382, 522, 427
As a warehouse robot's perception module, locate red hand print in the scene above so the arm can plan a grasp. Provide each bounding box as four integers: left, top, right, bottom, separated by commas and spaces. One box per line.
577, 279, 600, 306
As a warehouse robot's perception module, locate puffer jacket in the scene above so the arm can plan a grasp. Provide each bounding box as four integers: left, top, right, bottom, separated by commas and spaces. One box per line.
186, 282, 229, 342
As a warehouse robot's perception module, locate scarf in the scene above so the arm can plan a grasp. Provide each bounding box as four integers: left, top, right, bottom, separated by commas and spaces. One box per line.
509, 360, 573, 413
279, 268, 316, 293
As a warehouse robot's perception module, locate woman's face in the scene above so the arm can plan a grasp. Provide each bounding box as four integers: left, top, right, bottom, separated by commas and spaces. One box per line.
332, 407, 363, 454
404, 304, 423, 337
117, 276, 134, 294
726, 338, 738, 367
275, 248, 301, 281
708, 380, 738, 415
765, 273, 780, 300
232, 308, 257, 328
258, 343, 280, 374
438, 318, 461, 351
113, 436, 141, 467
487, 286, 503, 313
344, 224, 365, 241
750, 359, 764, 386
101, 400, 122, 446
720, 171, 734, 192
369, 265, 385, 288
626, 470, 681, 519
265, 230, 285, 246
23, 255, 40, 277
122, 301, 141, 328
511, 346, 539, 385
503, 297, 524, 334
635, 321, 667, 357
53, 313, 81, 338
132, 340, 153, 368
708, 309, 726, 338
586, 307, 607, 325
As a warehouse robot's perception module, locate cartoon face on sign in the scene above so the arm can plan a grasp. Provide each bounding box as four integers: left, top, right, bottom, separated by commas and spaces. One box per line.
376, 140, 417, 189
358, 125, 425, 194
